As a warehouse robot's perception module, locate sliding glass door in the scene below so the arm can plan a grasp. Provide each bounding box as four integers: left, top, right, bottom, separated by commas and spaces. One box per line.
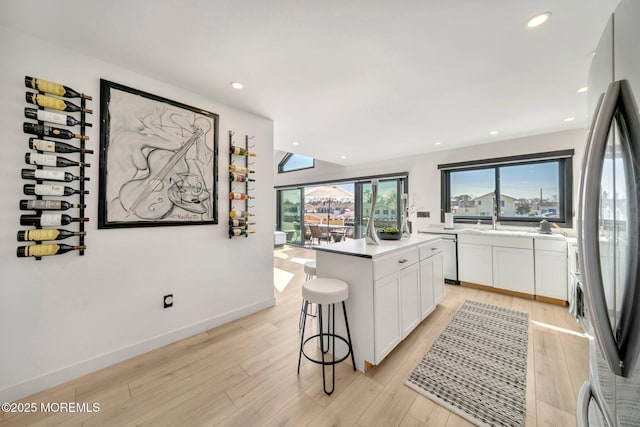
276, 175, 408, 246
360, 179, 405, 234
278, 188, 302, 245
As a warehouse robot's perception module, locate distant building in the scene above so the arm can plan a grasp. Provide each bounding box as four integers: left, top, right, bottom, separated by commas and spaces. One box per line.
451, 192, 517, 216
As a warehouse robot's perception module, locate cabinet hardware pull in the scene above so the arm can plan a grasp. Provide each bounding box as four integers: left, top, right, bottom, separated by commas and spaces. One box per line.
398, 258, 408, 263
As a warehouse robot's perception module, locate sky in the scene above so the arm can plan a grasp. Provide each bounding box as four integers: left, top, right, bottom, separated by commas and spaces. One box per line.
451, 163, 559, 200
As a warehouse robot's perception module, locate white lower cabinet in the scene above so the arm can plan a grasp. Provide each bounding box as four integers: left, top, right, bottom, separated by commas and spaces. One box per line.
492, 246, 534, 294
433, 253, 444, 303
534, 239, 568, 300
459, 242, 493, 285
419, 257, 435, 320
457, 232, 569, 302
399, 263, 421, 338
373, 273, 402, 362
419, 249, 444, 320
373, 247, 421, 362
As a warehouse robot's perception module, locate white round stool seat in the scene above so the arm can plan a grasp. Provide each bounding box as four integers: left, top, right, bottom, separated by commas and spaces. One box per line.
303, 260, 317, 276
302, 278, 348, 305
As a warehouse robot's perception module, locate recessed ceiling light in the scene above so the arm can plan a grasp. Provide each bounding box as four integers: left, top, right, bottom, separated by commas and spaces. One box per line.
292, 141, 299, 146
577, 86, 588, 93
230, 81, 243, 90
341, 155, 347, 159
490, 131, 499, 135
527, 11, 551, 28
564, 116, 576, 122
434, 141, 442, 146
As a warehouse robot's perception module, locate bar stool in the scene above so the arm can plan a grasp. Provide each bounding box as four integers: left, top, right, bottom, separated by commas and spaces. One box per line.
299, 261, 317, 330
298, 277, 356, 395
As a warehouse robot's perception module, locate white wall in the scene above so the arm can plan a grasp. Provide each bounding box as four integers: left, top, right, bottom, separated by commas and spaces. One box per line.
275, 128, 587, 234
0, 25, 275, 402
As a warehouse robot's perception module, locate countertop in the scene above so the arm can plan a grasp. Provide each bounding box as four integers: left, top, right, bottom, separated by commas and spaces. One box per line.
418, 225, 568, 240
313, 235, 441, 259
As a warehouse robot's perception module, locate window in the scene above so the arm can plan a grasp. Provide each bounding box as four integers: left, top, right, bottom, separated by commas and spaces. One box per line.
439, 150, 574, 226
278, 153, 315, 173
276, 172, 408, 245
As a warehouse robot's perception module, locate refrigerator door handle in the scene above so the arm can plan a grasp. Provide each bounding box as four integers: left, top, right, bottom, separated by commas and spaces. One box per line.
615, 79, 640, 377
577, 380, 615, 427
576, 381, 592, 427
578, 80, 623, 376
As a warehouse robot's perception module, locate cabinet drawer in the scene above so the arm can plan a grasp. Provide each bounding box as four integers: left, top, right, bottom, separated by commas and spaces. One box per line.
491, 236, 533, 249
535, 238, 567, 252
419, 241, 442, 260
374, 248, 419, 280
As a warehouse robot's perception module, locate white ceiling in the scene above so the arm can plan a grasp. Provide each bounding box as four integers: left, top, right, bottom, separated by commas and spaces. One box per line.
0, 0, 618, 166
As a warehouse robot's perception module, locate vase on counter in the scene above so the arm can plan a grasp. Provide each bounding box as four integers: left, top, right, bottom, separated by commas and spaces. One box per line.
365, 179, 380, 245
401, 193, 411, 237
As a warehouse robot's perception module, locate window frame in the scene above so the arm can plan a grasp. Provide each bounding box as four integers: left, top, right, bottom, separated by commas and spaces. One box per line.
439, 150, 574, 227
277, 152, 315, 173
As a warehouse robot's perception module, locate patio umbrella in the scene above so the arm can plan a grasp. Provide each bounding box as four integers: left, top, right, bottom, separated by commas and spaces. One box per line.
305, 185, 354, 223
305, 185, 354, 202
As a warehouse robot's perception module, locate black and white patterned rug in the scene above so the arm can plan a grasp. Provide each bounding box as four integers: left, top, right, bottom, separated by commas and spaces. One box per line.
406, 300, 529, 427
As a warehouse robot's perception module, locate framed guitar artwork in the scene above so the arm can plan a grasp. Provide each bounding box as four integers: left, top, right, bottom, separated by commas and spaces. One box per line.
98, 80, 218, 228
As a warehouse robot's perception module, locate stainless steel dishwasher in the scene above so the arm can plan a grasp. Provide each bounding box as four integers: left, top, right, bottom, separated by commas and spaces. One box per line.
420, 231, 459, 284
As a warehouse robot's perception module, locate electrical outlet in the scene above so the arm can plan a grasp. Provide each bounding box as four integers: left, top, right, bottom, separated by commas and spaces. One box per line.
163, 294, 173, 309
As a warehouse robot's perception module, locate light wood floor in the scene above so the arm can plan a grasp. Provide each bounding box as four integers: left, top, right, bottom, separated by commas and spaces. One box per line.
1, 245, 588, 427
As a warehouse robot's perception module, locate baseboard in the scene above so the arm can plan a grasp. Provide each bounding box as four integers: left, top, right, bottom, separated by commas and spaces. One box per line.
460, 281, 535, 300
535, 295, 568, 306
0, 296, 275, 403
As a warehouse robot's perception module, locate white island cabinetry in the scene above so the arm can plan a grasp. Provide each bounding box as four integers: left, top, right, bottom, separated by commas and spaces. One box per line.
373, 247, 420, 362
315, 236, 443, 371
419, 241, 444, 320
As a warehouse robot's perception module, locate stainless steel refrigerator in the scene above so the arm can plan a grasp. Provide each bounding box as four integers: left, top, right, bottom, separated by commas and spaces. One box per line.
576, 0, 640, 425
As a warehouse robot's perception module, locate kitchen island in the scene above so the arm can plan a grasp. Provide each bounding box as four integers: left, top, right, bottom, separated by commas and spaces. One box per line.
314, 235, 443, 371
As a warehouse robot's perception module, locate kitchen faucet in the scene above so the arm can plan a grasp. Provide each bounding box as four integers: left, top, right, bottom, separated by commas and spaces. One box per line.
492, 194, 498, 230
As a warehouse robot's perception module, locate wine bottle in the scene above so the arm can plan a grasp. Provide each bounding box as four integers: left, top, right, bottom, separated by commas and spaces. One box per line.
17, 243, 86, 257
229, 228, 256, 237
26, 92, 93, 114
229, 192, 254, 200
29, 138, 94, 154
17, 228, 86, 242
22, 168, 89, 183
230, 173, 255, 182
23, 184, 88, 197
25, 153, 90, 168
25, 76, 92, 100
24, 108, 92, 128
229, 219, 256, 227
20, 213, 89, 227
23, 122, 89, 140
228, 165, 255, 174
229, 210, 252, 219
20, 199, 84, 211
230, 146, 256, 157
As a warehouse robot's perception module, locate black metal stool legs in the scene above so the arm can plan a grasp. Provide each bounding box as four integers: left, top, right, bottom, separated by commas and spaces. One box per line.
320, 303, 336, 395
342, 301, 356, 371
299, 300, 317, 331
297, 299, 355, 396
297, 300, 308, 374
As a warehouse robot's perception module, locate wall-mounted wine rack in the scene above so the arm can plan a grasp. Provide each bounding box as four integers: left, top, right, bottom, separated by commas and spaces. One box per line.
228, 131, 255, 238
17, 76, 92, 259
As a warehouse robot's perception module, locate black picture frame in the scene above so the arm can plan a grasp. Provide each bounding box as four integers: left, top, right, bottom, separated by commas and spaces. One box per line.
98, 79, 218, 229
